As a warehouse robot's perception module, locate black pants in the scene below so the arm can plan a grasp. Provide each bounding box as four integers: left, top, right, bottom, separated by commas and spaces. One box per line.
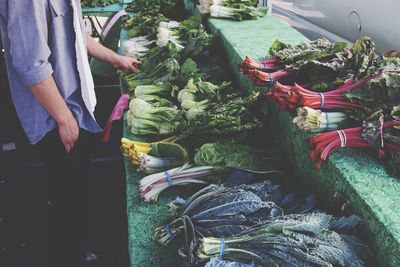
36, 129, 94, 267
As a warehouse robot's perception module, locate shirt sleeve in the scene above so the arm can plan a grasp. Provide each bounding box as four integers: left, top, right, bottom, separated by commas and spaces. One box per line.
6, 0, 53, 87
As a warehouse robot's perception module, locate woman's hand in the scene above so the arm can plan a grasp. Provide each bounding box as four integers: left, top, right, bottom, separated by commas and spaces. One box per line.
57, 113, 79, 153
111, 55, 140, 73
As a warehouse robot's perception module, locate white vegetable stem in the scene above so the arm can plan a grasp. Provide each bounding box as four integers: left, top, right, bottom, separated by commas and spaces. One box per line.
293, 107, 347, 133
140, 164, 215, 202
199, 0, 212, 14
156, 21, 185, 50
123, 36, 153, 59
209, 4, 236, 18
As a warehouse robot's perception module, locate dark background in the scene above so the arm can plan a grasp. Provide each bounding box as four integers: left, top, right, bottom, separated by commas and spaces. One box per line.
0, 39, 130, 267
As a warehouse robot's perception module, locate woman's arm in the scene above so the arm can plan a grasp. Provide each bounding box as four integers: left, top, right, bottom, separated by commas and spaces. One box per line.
30, 76, 79, 152
86, 34, 140, 73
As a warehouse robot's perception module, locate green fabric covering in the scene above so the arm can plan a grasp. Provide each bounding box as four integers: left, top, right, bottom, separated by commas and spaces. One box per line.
206, 12, 400, 267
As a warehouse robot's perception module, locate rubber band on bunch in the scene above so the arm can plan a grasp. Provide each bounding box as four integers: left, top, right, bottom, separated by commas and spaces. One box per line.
164, 171, 173, 186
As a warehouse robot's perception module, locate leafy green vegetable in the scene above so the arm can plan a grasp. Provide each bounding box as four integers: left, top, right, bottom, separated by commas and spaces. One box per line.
126, 98, 184, 135
175, 92, 264, 148
137, 142, 189, 174
268, 38, 348, 65
202, 0, 267, 20
155, 181, 284, 247
196, 213, 372, 266
194, 143, 281, 173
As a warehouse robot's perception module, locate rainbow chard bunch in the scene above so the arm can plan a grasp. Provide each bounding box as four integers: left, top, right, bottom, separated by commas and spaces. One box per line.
239, 38, 350, 91
140, 164, 218, 202
307, 119, 400, 171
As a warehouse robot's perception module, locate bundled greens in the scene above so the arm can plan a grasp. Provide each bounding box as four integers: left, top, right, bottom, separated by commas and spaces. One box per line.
199, 0, 267, 20
155, 181, 369, 265
175, 92, 264, 148
121, 136, 177, 165
125, 13, 167, 40
137, 142, 189, 174
293, 107, 350, 133
122, 36, 154, 59
126, 98, 183, 135
178, 78, 230, 120
140, 164, 218, 202
196, 213, 372, 266
194, 142, 282, 174
156, 16, 213, 57
155, 181, 284, 247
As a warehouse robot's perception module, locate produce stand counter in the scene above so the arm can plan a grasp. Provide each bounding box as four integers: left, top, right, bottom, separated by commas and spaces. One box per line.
203, 9, 400, 267
120, 3, 400, 267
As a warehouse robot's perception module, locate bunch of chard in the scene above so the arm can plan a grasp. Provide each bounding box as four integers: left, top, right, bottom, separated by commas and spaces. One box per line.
307, 119, 400, 169
362, 117, 400, 177
239, 38, 348, 74
137, 142, 189, 174
196, 213, 372, 266
121, 137, 177, 166
140, 164, 218, 202
293, 107, 350, 133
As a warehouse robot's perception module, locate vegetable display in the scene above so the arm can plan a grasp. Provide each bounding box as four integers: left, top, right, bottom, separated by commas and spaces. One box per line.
198, 0, 267, 20
240, 36, 400, 177
118, 2, 378, 266
155, 180, 371, 266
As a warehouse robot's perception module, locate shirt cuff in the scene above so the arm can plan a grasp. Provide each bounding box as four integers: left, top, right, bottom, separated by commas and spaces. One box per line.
18, 60, 54, 87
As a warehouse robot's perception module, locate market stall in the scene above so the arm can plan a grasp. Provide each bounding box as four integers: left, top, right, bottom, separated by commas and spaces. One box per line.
101, 1, 400, 266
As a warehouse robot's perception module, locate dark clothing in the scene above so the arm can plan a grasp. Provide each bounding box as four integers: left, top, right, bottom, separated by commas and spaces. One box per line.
37, 129, 94, 267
